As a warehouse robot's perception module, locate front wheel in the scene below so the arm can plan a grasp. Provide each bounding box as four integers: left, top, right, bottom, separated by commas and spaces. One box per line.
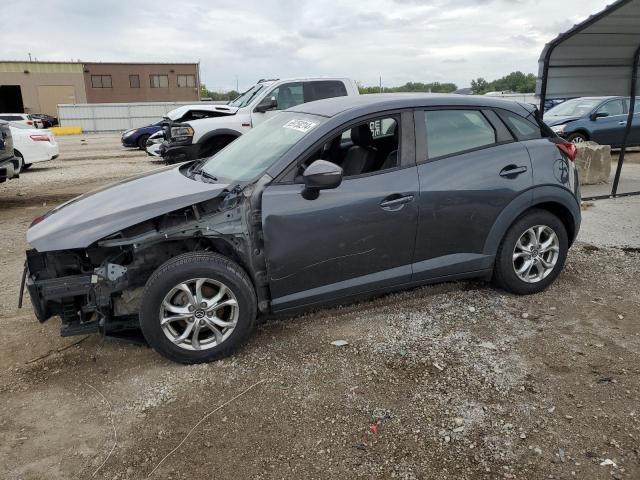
137, 134, 150, 150
139, 252, 257, 364
567, 132, 587, 144
493, 209, 568, 295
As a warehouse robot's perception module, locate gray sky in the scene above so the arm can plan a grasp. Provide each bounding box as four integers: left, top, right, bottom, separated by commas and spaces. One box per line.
3, 0, 610, 91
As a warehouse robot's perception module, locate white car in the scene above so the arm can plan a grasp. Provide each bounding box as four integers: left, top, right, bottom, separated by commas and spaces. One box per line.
145, 130, 165, 157
0, 113, 44, 129
9, 123, 59, 169
162, 77, 359, 163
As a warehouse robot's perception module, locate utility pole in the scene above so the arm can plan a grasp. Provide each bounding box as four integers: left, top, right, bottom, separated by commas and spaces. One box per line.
379, 76, 382, 93
28, 52, 32, 62
236, 75, 239, 92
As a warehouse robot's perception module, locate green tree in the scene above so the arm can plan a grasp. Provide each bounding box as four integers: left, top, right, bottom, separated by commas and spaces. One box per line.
200, 84, 239, 101
471, 72, 537, 94
358, 81, 458, 94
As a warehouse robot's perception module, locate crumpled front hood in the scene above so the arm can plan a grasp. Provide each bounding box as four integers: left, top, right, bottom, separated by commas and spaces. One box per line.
166, 105, 238, 121
543, 115, 581, 127
28, 165, 230, 252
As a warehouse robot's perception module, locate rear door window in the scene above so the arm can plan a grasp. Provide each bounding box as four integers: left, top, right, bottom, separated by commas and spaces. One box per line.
303, 81, 348, 102
424, 110, 496, 159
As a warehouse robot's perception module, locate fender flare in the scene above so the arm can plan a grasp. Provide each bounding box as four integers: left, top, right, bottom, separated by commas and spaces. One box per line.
197, 128, 242, 146
482, 185, 581, 256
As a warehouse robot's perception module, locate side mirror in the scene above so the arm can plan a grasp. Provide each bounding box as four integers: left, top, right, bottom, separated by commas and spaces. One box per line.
590, 111, 609, 121
302, 160, 343, 194
254, 96, 277, 113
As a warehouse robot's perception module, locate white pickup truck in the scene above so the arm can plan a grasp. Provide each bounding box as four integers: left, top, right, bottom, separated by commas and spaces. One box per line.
162, 77, 359, 163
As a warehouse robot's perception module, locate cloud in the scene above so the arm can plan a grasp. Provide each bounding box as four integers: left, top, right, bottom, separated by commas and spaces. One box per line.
1, 0, 612, 90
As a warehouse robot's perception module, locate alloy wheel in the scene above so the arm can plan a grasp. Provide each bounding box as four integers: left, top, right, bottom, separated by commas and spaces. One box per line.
512, 225, 560, 283
160, 278, 239, 350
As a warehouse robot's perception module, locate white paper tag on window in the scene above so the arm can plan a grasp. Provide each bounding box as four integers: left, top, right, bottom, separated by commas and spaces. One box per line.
283, 119, 317, 133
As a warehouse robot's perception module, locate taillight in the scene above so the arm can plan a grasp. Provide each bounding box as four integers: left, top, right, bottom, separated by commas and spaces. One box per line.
26, 121, 33, 126
556, 142, 577, 162
30, 215, 45, 227
30, 134, 50, 142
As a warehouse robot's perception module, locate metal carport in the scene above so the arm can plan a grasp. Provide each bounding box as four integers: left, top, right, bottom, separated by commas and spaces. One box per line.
537, 0, 640, 199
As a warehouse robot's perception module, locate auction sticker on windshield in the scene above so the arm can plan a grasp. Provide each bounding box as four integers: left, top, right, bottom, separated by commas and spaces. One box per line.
283, 119, 317, 133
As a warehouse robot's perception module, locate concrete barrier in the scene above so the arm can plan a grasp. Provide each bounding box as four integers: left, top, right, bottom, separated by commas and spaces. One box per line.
50, 126, 83, 136
575, 142, 611, 185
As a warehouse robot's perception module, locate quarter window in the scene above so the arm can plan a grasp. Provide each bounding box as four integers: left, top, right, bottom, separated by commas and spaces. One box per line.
150, 74, 169, 88
496, 109, 543, 140
177, 74, 196, 88
303, 81, 348, 102
424, 110, 496, 159
129, 74, 140, 88
91, 75, 112, 88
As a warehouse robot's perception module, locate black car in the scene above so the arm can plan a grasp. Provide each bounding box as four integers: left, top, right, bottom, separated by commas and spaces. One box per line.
31, 113, 59, 128
22, 94, 581, 364
0, 120, 21, 183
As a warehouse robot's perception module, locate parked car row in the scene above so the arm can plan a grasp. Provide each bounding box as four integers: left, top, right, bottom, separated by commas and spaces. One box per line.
0, 113, 58, 129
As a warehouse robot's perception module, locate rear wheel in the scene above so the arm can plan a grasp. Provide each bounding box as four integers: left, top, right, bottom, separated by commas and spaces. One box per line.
139, 252, 257, 364
567, 132, 587, 144
493, 209, 568, 295
137, 134, 150, 150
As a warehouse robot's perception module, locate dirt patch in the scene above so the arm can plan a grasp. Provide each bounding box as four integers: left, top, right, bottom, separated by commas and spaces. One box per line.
1, 134, 639, 479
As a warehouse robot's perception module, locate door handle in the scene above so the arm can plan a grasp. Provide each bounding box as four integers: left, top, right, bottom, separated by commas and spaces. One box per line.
618, 121, 627, 125
499, 165, 528, 177
380, 194, 414, 210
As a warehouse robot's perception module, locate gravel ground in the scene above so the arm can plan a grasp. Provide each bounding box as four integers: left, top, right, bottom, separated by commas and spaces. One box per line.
1, 134, 639, 480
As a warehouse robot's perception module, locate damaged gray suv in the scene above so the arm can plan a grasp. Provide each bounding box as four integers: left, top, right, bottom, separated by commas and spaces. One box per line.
22, 94, 581, 364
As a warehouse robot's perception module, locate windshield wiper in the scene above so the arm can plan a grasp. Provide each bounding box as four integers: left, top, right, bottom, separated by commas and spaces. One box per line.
189, 161, 218, 182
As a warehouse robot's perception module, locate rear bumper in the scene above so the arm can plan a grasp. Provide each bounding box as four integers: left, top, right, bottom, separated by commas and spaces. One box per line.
162, 143, 199, 164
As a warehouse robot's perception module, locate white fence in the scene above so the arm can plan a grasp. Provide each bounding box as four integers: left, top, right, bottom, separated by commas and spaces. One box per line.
483, 92, 539, 105
58, 101, 227, 132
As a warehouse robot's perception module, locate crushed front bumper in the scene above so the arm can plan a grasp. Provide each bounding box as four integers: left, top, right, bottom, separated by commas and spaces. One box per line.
25, 270, 93, 322
162, 144, 199, 164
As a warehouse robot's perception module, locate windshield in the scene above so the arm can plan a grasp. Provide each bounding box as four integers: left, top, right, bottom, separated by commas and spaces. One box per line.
228, 84, 265, 108
546, 98, 602, 117
201, 112, 325, 182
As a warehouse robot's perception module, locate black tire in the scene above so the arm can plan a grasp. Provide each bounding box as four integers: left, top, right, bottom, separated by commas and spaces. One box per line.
137, 134, 150, 150
566, 132, 587, 144
199, 136, 233, 158
14, 151, 29, 170
493, 209, 568, 295
139, 252, 257, 364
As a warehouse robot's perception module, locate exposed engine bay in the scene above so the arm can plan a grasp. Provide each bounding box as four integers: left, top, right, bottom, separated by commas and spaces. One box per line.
23, 176, 271, 338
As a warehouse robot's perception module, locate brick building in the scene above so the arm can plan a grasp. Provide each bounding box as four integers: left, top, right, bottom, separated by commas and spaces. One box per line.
0, 61, 201, 116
